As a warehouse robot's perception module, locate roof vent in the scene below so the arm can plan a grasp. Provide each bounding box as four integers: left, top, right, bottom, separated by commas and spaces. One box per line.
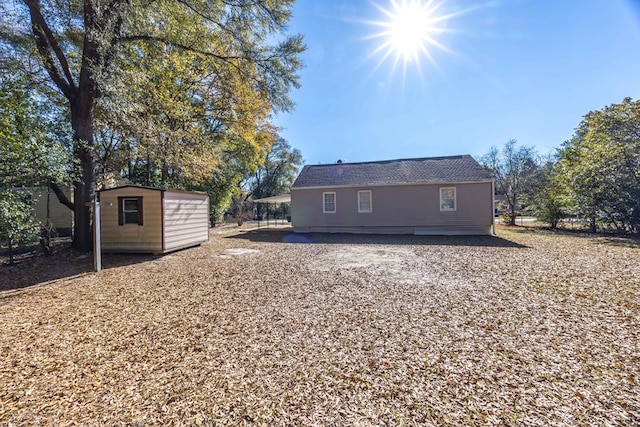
336, 159, 343, 164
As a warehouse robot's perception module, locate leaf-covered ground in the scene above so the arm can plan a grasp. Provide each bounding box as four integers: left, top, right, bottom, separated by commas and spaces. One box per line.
1, 226, 638, 425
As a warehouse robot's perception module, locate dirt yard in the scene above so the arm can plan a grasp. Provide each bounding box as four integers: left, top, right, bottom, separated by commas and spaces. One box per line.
0, 226, 638, 425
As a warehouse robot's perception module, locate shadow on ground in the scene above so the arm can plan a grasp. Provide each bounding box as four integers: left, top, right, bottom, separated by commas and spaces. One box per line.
0, 249, 160, 293
594, 236, 640, 249
226, 229, 528, 248
503, 225, 640, 249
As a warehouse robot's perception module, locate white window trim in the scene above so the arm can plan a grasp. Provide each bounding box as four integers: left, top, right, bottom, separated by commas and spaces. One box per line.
323, 192, 336, 213
440, 187, 456, 211
357, 190, 372, 213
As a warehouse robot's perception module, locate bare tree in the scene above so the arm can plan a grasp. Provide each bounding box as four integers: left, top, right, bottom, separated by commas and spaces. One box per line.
482, 140, 538, 226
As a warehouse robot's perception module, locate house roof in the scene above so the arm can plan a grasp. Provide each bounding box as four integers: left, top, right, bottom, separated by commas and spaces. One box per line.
253, 194, 291, 203
292, 155, 493, 189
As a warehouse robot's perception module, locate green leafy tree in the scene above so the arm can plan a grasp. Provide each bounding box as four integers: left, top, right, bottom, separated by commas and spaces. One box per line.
0, 71, 71, 188
245, 137, 303, 218
0, 191, 41, 265
524, 156, 566, 229
101, 45, 279, 190
0, 70, 72, 256
558, 98, 640, 233
1, 0, 304, 251
192, 153, 246, 224
482, 140, 539, 226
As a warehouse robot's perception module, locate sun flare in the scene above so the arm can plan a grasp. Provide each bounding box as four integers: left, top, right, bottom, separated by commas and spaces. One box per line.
367, 0, 463, 75
386, 0, 438, 61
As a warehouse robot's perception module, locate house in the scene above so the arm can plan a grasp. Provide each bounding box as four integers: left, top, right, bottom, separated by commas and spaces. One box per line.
97, 186, 209, 254
291, 155, 494, 235
14, 186, 74, 236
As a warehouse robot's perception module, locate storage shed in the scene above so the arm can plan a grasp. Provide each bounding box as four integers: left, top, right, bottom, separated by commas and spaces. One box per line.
98, 186, 209, 254
291, 155, 495, 235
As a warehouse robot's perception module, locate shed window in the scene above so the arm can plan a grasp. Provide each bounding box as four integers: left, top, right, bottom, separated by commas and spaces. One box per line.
118, 197, 144, 225
323, 192, 336, 213
358, 190, 372, 213
440, 187, 456, 211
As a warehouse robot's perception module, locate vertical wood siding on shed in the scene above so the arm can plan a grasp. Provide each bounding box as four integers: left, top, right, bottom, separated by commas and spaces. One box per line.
162, 192, 209, 252
291, 182, 493, 234
99, 188, 163, 252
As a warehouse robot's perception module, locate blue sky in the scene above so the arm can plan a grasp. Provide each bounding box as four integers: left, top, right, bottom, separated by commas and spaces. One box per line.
275, 0, 640, 165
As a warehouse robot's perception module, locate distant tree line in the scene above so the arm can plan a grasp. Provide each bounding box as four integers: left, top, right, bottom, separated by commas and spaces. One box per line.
483, 97, 640, 234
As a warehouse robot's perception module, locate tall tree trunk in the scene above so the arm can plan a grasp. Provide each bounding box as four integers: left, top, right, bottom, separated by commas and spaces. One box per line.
508, 193, 517, 226
72, 146, 95, 252
68, 20, 100, 252
161, 160, 168, 187
70, 87, 97, 252
146, 155, 152, 186
8, 240, 14, 266
509, 206, 516, 226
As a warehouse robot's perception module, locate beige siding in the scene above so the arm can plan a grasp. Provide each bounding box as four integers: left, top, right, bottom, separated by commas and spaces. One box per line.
162, 192, 209, 252
291, 182, 493, 235
16, 187, 73, 235
99, 187, 163, 252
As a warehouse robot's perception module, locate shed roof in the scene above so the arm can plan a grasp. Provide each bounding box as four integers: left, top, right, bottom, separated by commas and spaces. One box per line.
98, 185, 206, 196
292, 155, 492, 189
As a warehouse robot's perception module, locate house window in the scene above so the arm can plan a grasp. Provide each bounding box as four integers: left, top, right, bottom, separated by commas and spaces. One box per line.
440, 187, 456, 211
323, 192, 336, 213
118, 197, 144, 225
358, 190, 372, 213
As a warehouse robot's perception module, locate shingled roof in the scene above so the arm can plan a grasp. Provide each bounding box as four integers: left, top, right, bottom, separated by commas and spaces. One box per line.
292, 155, 492, 188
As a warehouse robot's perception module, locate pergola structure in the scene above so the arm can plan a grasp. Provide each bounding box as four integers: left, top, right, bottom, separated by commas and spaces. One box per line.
252, 194, 291, 228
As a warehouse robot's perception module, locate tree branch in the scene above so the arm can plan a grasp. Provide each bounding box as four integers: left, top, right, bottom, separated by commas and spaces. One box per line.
118, 35, 245, 64
23, 0, 77, 100
49, 182, 75, 210
174, 0, 229, 34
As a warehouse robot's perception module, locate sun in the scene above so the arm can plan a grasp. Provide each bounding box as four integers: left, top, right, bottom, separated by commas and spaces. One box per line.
385, 0, 440, 62
367, 0, 461, 74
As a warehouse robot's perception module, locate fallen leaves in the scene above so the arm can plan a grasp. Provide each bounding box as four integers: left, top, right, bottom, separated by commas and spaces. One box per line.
0, 225, 638, 425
